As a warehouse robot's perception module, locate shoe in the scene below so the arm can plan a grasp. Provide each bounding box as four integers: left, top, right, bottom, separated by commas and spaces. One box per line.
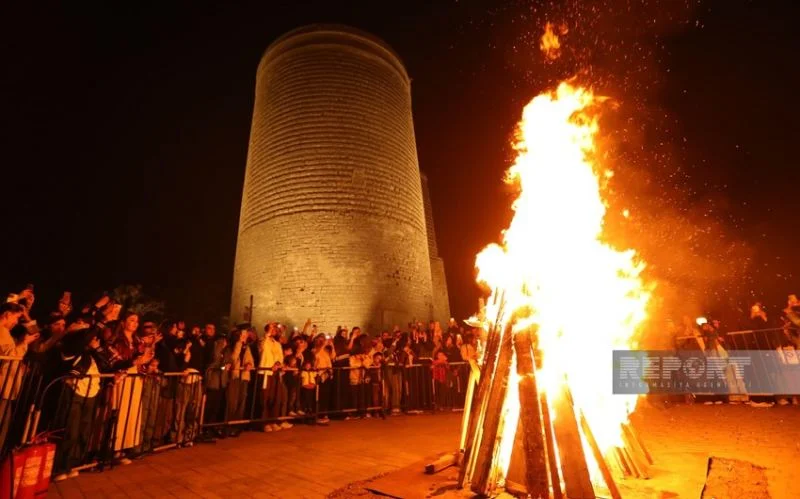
53, 473, 69, 482
792, 396, 800, 405
297, 410, 306, 415
288, 411, 297, 416
280, 422, 293, 429
391, 409, 401, 416
749, 401, 774, 408
117, 457, 132, 465
365, 413, 372, 418
316, 418, 329, 425
271, 423, 281, 431
183, 441, 194, 448
68, 470, 79, 479
344, 416, 353, 421
703, 401, 713, 405
777, 398, 790, 406
264, 424, 273, 432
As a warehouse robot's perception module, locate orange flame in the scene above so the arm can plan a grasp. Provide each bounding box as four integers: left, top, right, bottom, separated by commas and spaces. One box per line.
540, 22, 565, 61
475, 82, 652, 485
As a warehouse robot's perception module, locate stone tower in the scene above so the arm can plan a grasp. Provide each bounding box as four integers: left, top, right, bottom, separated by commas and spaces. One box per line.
421, 172, 452, 324
232, 25, 448, 333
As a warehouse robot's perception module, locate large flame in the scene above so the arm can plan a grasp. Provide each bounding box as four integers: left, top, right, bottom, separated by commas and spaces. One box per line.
475, 82, 651, 483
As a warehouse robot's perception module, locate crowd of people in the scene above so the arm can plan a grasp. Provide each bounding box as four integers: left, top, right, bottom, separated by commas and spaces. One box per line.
670, 293, 800, 406
0, 285, 479, 483
5, 283, 798, 485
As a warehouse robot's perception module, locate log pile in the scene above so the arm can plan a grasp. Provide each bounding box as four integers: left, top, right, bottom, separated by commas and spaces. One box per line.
455, 310, 654, 498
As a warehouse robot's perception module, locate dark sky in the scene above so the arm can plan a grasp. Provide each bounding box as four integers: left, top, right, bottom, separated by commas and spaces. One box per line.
2, 0, 799, 329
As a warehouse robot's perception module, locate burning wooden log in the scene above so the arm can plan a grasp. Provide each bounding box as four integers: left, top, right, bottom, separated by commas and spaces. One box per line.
539, 393, 564, 499
511, 329, 549, 498
454, 306, 653, 497
620, 423, 650, 479
623, 422, 653, 465
551, 385, 595, 498
470, 320, 515, 496
458, 319, 504, 487
579, 411, 622, 499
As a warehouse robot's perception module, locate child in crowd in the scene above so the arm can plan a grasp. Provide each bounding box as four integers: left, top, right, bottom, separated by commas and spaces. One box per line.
301, 359, 317, 417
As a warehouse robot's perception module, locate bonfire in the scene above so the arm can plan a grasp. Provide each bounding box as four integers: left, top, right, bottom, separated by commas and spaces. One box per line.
456, 24, 654, 498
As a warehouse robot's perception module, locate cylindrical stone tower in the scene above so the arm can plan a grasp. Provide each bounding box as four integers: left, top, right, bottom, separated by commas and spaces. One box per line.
232, 25, 435, 333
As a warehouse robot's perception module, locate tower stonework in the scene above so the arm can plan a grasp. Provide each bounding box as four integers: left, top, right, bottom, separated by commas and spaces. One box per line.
421, 172, 452, 324
232, 25, 447, 333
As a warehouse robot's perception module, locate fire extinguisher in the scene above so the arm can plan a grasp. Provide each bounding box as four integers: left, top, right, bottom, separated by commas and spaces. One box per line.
0, 432, 57, 499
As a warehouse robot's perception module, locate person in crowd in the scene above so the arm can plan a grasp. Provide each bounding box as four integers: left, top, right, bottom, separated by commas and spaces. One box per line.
284, 355, 301, 417
202, 325, 228, 432
52, 330, 102, 482
0, 302, 39, 454
399, 334, 422, 414
224, 328, 253, 436
460, 332, 478, 363
446, 318, 459, 338
432, 350, 449, 410
312, 334, 333, 424
259, 322, 290, 432
331, 327, 351, 415
111, 311, 149, 464
347, 334, 372, 419
369, 351, 385, 418
134, 322, 161, 456
300, 358, 317, 417
443, 335, 463, 362
383, 333, 403, 415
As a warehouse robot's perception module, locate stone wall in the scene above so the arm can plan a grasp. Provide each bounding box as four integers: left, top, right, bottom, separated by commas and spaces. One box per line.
232, 25, 435, 333
420, 172, 452, 323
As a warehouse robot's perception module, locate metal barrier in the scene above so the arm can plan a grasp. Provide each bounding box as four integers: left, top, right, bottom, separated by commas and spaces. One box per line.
2, 357, 471, 481
674, 328, 800, 397
0, 356, 42, 459
28, 370, 203, 476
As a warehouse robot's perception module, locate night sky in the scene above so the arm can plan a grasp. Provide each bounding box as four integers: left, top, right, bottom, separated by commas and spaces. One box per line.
3, 1, 799, 331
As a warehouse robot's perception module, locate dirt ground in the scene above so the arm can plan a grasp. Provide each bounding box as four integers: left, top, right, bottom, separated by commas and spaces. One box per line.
330, 400, 800, 499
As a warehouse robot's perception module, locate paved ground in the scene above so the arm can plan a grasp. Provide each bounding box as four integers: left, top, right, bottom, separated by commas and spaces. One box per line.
48, 412, 463, 499
49, 402, 800, 499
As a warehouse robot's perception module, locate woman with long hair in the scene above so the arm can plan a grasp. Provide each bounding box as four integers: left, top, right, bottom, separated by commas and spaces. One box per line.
110, 311, 150, 463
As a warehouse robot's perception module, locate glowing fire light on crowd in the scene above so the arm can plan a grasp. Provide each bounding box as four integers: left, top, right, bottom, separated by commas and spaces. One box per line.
473, 80, 651, 488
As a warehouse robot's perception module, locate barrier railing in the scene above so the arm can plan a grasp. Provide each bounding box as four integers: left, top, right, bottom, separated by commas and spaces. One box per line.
1, 356, 42, 459
674, 328, 800, 397
2, 357, 472, 481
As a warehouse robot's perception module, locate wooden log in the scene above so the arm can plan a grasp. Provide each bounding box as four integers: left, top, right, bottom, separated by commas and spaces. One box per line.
470, 321, 515, 496
539, 393, 564, 499
623, 422, 654, 465
459, 360, 479, 450
426, 452, 459, 474
614, 446, 633, 478
620, 445, 641, 478
621, 426, 650, 479
551, 386, 595, 499
506, 416, 527, 491
512, 330, 549, 498
578, 411, 622, 499
458, 320, 504, 487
